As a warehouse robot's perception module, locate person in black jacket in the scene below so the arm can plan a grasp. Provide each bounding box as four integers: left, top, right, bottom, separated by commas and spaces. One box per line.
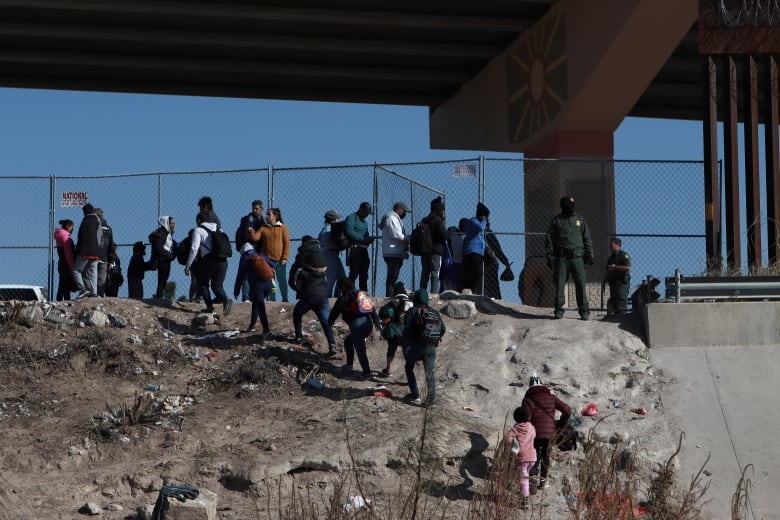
235, 200, 265, 302
95, 208, 118, 297
420, 196, 447, 295
484, 222, 512, 300
72, 203, 102, 298
127, 241, 155, 299
291, 245, 337, 355
328, 278, 382, 377
149, 215, 178, 300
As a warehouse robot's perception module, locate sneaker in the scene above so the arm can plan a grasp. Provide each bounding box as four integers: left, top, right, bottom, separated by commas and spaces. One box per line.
538, 478, 547, 489
327, 345, 337, 356
222, 298, 233, 316
378, 368, 392, 377
404, 393, 421, 405
554, 312, 564, 319
293, 337, 303, 345
76, 291, 91, 299
580, 314, 590, 321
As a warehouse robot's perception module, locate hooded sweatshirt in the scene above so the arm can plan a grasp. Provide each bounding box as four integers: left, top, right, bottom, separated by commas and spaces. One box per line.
150, 216, 175, 261
508, 422, 537, 463
521, 385, 572, 440
403, 289, 447, 341
54, 227, 76, 270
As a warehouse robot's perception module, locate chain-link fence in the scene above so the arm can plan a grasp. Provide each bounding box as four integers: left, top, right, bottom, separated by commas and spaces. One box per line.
2, 158, 712, 309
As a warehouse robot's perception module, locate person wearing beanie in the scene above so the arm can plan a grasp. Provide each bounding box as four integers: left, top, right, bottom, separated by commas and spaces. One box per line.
462, 202, 490, 295
419, 197, 447, 296
290, 237, 338, 355
377, 281, 412, 377
379, 201, 411, 297
318, 210, 347, 297
521, 372, 571, 492
545, 195, 594, 320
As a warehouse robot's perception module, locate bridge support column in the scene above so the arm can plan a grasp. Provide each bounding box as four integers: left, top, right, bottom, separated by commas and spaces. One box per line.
520, 130, 615, 308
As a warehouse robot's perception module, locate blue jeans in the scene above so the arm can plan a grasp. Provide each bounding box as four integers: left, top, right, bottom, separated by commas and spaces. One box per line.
293, 297, 336, 348
403, 342, 437, 403
323, 249, 346, 297
249, 279, 273, 331
344, 316, 373, 374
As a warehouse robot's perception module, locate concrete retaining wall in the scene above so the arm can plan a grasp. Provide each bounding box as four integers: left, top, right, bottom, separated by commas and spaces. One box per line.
643, 302, 780, 348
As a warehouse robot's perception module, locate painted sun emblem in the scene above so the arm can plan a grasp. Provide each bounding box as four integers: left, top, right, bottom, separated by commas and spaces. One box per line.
506, 9, 567, 143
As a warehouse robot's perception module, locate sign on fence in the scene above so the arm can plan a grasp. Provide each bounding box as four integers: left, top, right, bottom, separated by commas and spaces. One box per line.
61, 191, 88, 207
453, 164, 476, 178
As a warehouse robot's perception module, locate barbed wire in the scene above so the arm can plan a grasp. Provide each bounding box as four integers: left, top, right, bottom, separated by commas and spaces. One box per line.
716, 0, 780, 26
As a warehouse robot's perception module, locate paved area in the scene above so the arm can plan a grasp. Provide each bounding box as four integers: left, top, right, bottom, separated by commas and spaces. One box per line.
651, 344, 780, 519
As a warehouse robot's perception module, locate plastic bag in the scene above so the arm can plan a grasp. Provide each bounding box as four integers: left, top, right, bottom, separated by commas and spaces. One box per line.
581, 402, 599, 416
500, 263, 515, 282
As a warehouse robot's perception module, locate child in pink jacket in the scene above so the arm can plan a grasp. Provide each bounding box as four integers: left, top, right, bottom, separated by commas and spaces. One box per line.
508, 406, 537, 503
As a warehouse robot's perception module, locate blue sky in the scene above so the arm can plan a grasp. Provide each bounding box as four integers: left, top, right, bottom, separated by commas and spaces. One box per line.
0, 87, 716, 300
0, 88, 704, 177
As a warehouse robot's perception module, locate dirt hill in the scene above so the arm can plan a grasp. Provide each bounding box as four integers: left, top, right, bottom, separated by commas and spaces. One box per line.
0, 295, 676, 519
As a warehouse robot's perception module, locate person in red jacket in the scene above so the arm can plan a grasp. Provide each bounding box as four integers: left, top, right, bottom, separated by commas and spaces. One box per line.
521, 373, 571, 491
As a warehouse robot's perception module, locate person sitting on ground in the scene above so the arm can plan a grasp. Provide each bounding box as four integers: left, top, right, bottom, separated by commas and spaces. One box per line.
328, 277, 381, 378
521, 373, 571, 492
507, 406, 537, 508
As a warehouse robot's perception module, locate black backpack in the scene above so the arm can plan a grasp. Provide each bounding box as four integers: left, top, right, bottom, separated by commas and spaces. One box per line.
177, 233, 192, 266
200, 225, 233, 259
330, 221, 350, 251
409, 218, 432, 256
412, 305, 443, 343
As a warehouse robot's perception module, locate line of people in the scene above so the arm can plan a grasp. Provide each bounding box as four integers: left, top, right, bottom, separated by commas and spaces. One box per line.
54, 194, 630, 322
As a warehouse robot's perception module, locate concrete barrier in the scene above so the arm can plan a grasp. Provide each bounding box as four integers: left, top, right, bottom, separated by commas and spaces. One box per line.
643, 302, 780, 348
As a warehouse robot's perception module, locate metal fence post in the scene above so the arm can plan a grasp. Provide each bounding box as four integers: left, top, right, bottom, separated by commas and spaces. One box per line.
48, 175, 56, 301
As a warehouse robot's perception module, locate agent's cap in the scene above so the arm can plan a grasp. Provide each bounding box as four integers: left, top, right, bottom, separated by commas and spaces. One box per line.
324, 210, 340, 221
359, 202, 373, 215
560, 195, 575, 212
529, 372, 543, 387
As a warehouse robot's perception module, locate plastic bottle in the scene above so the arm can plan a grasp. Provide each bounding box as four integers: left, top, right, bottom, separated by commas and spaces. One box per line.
145, 384, 160, 392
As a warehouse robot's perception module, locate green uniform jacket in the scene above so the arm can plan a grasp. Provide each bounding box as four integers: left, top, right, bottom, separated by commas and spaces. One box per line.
605, 250, 631, 285
545, 212, 594, 261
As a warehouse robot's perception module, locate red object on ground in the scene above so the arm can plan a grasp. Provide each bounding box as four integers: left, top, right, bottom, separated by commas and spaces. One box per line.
581, 402, 599, 416
373, 389, 392, 398
630, 407, 647, 415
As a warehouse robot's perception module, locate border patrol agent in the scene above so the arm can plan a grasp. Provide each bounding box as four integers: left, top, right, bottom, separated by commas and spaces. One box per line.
545, 196, 594, 320
605, 237, 631, 315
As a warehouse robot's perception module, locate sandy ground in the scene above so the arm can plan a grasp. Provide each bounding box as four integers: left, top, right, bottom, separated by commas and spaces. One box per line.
0, 294, 678, 519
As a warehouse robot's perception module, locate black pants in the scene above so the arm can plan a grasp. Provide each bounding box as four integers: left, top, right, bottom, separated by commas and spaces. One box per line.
384, 256, 403, 297
462, 253, 484, 295
155, 259, 172, 299
347, 247, 370, 291
196, 254, 228, 310
56, 261, 73, 301
530, 438, 551, 479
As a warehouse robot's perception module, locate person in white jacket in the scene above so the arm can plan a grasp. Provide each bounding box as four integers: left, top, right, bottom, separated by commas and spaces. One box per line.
184, 212, 232, 316
379, 202, 411, 297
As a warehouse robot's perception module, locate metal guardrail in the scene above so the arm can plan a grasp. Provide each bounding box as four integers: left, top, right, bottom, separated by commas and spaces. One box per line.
665, 269, 780, 301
